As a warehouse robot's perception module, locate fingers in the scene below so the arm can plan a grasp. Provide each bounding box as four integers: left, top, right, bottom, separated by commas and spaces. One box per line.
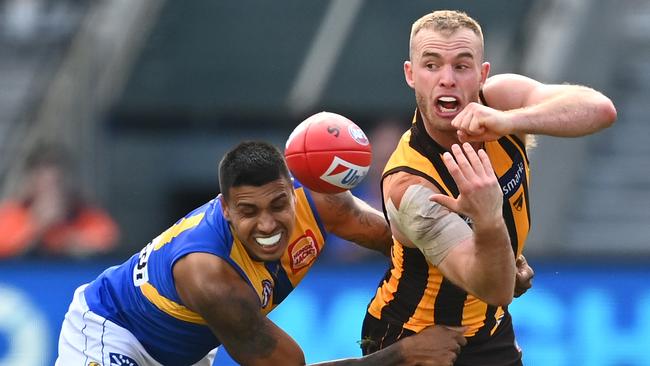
451, 108, 469, 131
452, 103, 485, 135
477, 149, 496, 177
514, 255, 534, 297
440, 325, 468, 346
444, 143, 490, 182
454, 332, 468, 347
461, 143, 484, 177
516, 255, 535, 279
441, 149, 468, 187
429, 194, 458, 212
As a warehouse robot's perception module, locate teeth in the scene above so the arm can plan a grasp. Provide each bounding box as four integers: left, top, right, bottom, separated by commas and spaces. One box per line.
439, 96, 457, 102
440, 106, 458, 113
256, 233, 282, 247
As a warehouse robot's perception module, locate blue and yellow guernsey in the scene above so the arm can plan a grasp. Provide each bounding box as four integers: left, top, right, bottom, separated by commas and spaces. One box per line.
84, 180, 327, 365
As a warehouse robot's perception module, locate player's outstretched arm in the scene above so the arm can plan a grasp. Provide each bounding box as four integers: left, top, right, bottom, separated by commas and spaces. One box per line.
312, 325, 467, 366
311, 190, 392, 256
452, 73, 617, 143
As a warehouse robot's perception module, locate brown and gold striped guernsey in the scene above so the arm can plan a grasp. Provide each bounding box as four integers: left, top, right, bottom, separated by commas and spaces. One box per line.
367, 109, 531, 343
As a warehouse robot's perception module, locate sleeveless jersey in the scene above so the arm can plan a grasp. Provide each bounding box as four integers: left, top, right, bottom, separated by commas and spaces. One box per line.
367, 111, 531, 343
84, 179, 327, 365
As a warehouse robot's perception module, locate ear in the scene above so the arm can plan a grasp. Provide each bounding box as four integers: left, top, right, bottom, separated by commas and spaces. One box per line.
404, 61, 415, 89
220, 195, 231, 221
479, 62, 490, 88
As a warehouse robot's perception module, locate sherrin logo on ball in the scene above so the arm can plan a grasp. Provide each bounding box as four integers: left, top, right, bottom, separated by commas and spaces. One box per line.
348, 124, 369, 146
284, 111, 372, 194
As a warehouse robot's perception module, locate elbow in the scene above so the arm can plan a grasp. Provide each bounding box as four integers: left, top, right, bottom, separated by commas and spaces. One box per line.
484, 289, 514, 307
482, 272, 516, 306
472, 281, 514, 306
598, 96, 618, 129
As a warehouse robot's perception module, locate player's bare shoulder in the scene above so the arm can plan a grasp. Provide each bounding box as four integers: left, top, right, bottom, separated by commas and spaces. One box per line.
382, 171, 441, 207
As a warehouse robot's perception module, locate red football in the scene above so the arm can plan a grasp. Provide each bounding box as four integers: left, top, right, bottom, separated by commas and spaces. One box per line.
285, 112, 372, 193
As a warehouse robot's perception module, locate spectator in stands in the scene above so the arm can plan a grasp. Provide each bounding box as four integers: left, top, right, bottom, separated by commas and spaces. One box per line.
0, 143, 119, 258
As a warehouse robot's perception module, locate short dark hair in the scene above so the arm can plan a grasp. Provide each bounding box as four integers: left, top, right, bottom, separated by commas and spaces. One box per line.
218, 141, 291, 199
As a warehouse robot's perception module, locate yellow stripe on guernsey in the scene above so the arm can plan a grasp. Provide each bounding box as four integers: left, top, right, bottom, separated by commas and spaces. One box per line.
140, 213, 207, 324
140, 282, 206, 324
154, 213, 205, 250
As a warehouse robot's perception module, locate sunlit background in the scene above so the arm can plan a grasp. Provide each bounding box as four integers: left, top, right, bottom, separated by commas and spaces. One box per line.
1, 0, 649, 365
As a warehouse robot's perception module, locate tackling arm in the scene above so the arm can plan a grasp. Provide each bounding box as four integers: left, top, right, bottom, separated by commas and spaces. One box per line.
174, 253, 306, 366
174, 252, 467, 366
311, 190, 392, 256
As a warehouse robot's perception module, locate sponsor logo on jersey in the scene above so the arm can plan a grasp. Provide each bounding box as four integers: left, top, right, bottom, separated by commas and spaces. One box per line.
499, 160, 525, 199
288, 229, 319, 274
513, 192, 524, 211
320, 156, 369, 189
109, 353, 139, 366
348, 125, 369, 145
261, 279, 273, 308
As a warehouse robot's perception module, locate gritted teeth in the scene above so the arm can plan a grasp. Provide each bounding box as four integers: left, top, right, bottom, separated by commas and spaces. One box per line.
256, 233, 282, 246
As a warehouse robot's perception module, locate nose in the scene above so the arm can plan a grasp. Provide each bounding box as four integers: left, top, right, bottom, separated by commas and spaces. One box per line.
438, 64, 456, 88
257, 210, 277, 233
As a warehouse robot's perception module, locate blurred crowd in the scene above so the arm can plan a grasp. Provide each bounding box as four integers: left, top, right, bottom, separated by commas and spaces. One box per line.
0, 121, 402, 263
0, 143, 119, 259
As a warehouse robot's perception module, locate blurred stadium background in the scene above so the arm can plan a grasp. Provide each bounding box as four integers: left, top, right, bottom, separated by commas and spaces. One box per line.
1, 0, 649, 365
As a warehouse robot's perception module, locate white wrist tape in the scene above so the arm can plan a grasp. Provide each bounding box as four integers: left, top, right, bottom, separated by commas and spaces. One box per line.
386, 184, 473, 266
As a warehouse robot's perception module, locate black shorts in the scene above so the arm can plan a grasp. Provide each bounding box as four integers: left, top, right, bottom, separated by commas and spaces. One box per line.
361, 312, 523, 366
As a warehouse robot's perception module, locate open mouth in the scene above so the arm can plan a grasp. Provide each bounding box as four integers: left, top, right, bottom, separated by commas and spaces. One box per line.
436, 96, 460, 114
256, 232, 282, 247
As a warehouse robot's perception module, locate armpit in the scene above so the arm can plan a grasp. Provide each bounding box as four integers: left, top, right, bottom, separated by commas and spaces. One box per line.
385, 184, 472, 266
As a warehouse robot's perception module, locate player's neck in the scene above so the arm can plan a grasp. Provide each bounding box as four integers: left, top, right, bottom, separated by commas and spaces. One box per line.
421, 124, 466, 151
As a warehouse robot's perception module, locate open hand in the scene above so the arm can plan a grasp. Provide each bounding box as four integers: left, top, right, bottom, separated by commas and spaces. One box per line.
430, 143, 502, 225
400, 325, 467, 366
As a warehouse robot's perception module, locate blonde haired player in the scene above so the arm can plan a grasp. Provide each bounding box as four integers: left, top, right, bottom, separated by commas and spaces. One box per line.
361, 9, 615, 365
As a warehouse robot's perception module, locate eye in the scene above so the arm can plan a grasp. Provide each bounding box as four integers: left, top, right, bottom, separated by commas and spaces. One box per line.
455, 64, 470, 70
271, 200, 289, 212
239, 208, 258, 218
426, 63, 438, 70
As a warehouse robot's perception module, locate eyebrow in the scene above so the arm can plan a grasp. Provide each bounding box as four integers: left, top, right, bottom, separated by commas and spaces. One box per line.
236, 192, 288, 209
421, 51, 475, 60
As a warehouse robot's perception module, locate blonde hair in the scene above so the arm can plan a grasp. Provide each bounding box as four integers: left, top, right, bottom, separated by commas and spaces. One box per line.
409, 10, 484, 58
